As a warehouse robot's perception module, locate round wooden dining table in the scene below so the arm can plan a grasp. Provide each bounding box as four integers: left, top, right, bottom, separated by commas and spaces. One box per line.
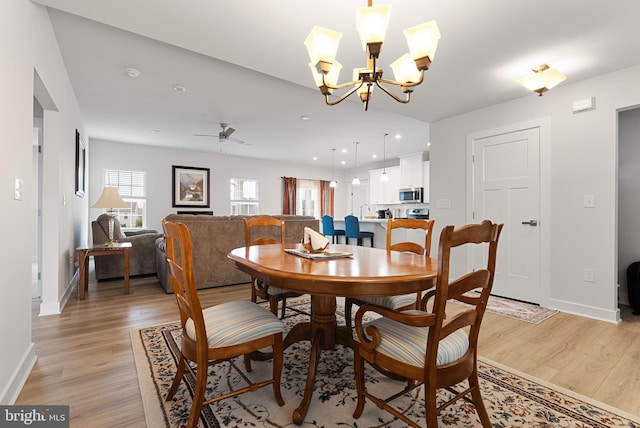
228, 243, 437, 425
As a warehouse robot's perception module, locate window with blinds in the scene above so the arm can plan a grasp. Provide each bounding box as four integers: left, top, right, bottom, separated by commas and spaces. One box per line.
230, 178, 259, 215
103, 169, 147, 228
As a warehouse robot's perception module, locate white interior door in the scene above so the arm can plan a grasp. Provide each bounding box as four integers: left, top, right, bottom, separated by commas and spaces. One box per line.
472, 127, 541, 304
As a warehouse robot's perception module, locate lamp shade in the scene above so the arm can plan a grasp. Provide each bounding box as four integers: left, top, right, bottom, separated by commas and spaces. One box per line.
404, 20, 441, 62
91, 187, 128, 209
304, 26, 343, 66
356, 4, 392, 51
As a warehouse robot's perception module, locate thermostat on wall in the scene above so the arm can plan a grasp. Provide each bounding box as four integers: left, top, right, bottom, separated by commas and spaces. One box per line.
572, 97, 596, 113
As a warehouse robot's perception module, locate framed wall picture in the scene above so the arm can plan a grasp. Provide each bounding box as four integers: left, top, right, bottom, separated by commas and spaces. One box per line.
75, 129, 86, 197
172, 165, 210, 207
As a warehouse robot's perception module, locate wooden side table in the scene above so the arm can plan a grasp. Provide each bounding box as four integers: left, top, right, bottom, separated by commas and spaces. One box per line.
77, 242, 132, 300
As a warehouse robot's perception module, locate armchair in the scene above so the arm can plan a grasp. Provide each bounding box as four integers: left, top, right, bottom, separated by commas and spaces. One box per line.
91, 214, 163, 280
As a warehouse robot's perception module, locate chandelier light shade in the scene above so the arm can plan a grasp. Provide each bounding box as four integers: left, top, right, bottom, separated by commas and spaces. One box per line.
517, 64, 567, 96
305, 1, 440, 111
380, 133, 389, 182
352, 142, 361, 185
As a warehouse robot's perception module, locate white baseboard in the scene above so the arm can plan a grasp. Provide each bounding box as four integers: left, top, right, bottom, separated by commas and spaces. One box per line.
0, 343, 37, 404
548, 297, 621, 324
38, 269, 77, 316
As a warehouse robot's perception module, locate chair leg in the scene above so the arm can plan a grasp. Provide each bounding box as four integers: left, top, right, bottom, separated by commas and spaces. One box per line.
251, 279, 258, 303
269, 295, 279, 317
280, 297, 287, 319
469, 372, 492, 427
187, 356, 209, 428
424, 382, 439, 428
344, 298, 354, 329
166, 354, 187, 401
352, 347, 366, 419
272, 336, 285, 406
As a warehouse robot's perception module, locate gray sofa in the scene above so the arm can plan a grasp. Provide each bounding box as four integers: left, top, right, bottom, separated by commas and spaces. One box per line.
156, 214, 319, 293
91, 214, 164, 280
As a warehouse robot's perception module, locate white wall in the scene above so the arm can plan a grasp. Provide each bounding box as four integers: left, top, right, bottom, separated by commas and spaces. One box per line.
1, 2, 86, 403
618, 107, 640, 305
430, 64, 640, 323
88, 139, 347, 233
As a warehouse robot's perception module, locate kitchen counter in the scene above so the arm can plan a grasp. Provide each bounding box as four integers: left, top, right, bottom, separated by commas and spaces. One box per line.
333, 218, 391, 248
332, 217, 430, 250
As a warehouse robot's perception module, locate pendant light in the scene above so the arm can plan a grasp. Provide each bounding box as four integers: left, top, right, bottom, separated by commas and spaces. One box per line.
352, 142, 361, 185
329, 148, 337, 188
380, 133, 389, 182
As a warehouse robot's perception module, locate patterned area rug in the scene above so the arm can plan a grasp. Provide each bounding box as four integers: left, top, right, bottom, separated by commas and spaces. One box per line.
132, 300, 637, 428
461, 292, 559, 324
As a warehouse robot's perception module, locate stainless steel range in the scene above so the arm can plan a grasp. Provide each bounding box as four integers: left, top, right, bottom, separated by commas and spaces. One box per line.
406, 208, 429, 219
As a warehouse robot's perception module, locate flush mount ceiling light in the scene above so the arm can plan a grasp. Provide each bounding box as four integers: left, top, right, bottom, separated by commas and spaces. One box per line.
352, 142, 361, 185
517, 64, 567, 96
125, 67, 141, 78
304, 1, 440, 111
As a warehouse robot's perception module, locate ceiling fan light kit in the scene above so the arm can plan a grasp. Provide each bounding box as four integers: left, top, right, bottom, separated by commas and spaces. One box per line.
304, 0, 440, 111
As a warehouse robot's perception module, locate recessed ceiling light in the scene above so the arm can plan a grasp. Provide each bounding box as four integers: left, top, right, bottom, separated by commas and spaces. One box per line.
125, 67, 141, 78
341, 160, 346, 165
151, 129, 160, 134
300, 115, 311, 120
342, 148, 347, 153
395, 133, 402, 139
313, 156, 318, 160
427, 142, 431, 146
372, 154, 378, 158
173, 85, 186, 92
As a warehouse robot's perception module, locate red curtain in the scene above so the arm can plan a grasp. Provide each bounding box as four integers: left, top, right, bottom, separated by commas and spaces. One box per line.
282, 177, 297, 214
320, 180, 334, 216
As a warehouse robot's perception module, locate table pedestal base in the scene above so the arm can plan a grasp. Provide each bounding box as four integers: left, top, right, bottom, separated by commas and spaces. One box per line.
283, 296, 353, 425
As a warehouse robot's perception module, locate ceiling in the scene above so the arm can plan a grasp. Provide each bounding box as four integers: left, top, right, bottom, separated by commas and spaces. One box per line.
32, 0, 640, 170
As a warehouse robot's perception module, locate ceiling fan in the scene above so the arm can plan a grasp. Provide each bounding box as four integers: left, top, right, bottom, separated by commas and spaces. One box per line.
193, 123, 246, 144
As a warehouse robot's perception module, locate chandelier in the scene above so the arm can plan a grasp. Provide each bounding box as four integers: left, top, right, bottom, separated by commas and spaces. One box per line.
304, 1, 440, 111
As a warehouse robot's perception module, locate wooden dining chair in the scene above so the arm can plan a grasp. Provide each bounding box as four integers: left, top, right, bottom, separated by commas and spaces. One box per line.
162, 219, 285, 428
243, 216, 307, 318
352, 220, 503, 428
344, 218, 435, 329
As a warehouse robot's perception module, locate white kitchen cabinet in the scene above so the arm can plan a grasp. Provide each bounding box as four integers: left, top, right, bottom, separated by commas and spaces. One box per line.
422, 161, 430, 203
369, 166, 400, 204
399, 152, 424, 188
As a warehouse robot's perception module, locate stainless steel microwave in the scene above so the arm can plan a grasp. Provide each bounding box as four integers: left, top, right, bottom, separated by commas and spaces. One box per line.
398, 187, 423, 203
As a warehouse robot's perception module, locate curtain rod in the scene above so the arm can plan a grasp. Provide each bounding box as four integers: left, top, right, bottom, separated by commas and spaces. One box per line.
281, 176, 328, 182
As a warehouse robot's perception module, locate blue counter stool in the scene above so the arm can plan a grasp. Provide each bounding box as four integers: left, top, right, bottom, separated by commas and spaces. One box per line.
345, 215, 374, 247
322, 215, 345, 244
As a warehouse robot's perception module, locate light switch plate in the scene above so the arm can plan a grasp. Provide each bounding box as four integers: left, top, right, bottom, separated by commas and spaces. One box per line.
584, 195, 595, 208
14, 178, 23, 200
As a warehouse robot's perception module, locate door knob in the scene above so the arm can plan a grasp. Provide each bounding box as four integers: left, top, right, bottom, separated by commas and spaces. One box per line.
521, 220, 538, 226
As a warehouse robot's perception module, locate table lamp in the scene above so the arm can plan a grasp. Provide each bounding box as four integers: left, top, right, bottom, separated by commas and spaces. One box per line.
91, 186, 129, 246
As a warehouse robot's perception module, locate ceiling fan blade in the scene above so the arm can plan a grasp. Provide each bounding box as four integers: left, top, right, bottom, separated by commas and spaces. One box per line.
225, 127, 236, 138
193, 133, 217, 137
229, 136, 247, 145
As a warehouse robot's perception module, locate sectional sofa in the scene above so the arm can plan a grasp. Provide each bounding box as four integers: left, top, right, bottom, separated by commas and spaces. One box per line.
156, 214, 319, 293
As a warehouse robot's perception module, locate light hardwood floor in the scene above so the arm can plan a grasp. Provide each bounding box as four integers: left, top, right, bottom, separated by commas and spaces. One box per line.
17, 274, 640, 427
